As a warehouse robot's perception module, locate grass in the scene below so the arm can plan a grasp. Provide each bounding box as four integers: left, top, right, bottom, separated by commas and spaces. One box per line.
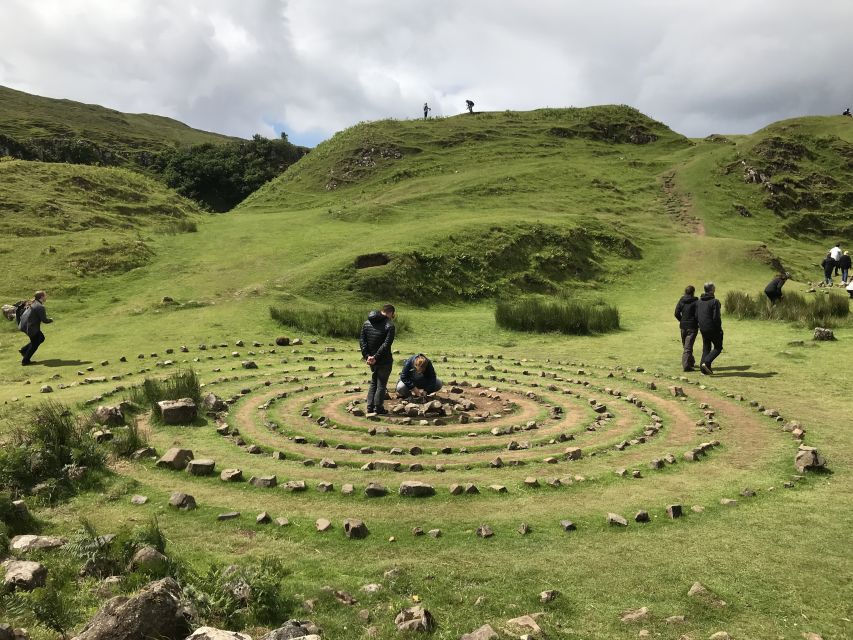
495, 296, 620, 334
126, 369, 202, 420
0, 107, 851, 639
269, 304, 411, 338
725, 289, 849, 326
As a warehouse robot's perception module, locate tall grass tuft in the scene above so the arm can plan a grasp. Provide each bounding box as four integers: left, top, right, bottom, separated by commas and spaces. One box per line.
127, 369, 201, 417
270, 304, 410, 338
495, 297, 620, 334
724, 290, 849, 327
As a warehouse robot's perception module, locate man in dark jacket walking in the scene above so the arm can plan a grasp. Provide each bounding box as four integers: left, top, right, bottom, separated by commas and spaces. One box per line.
674, 285, 699, 372
19, 290, 53, 366
821, 252, 835, 285
839, 251, 851, 284
359, 304, 396, 414
696, 282, 723, 375
764, 273, 787, 304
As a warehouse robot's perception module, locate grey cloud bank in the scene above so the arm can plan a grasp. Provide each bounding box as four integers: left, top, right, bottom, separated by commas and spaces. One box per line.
1, 0, 851, 146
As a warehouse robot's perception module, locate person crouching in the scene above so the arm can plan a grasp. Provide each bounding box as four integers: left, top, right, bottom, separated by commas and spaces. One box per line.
396, 354, 443, 398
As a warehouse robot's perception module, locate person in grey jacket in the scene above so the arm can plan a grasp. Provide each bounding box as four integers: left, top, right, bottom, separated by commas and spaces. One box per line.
358, 304, 396, 414
19, 290, 53, 366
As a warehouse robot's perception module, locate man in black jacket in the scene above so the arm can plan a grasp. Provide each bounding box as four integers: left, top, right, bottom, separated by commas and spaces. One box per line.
674, 285, 699, 372
359, 304, 396, 414
764, 273, 787, 304
696, 282, 723, 375
19, 290, 53, 366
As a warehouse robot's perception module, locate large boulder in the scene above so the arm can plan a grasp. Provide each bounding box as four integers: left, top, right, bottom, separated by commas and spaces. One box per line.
130, 546, 168, 573
72, 577, 193, 640
201, 393, 228, 412
157, 399, 198, 425
157, 448, 194, 471
795, 445, 826, 473
2, 560, 47, 591
185, 628, 252, 640
93, 405, 125, 426
9, 535, 66, 553
398, 481, 436, 497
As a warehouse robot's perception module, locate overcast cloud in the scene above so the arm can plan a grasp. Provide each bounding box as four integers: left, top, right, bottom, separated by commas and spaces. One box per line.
1, 0, 851, 146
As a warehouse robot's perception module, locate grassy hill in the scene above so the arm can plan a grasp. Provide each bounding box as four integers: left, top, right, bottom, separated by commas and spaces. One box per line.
0, 84, 235, 160
0, 106, 851, 640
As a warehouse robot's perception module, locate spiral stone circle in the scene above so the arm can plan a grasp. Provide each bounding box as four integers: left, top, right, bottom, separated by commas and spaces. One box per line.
117, 340, 817, 537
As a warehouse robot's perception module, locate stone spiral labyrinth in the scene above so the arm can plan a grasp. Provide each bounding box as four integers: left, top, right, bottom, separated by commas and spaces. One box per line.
137, 341, 817, 537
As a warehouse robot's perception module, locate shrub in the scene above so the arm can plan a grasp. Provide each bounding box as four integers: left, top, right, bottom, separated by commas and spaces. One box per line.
495, 297, 620, 334
126, 369, 201, 417
724, 290, 849, 326
110, 418, 149, 458
181, 557, 293, 630
0, 402, 104, 496
65, 518, 121, 578
270, 305, 411, 338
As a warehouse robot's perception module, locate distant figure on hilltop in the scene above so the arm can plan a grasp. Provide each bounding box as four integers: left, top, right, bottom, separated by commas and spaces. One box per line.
359, 304, 397, 415
423, 102, 431, 119
764, 273, 788, 304
465, 99, 475, 114
674, 285, 699, 372
18, 290, 53, 366
843, 108, 852, 117
697, 282, 723, 375
397, 353, 443, 398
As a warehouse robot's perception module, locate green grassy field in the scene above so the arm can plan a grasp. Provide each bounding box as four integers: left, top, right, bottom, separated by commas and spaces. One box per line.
0, 107, 851, 640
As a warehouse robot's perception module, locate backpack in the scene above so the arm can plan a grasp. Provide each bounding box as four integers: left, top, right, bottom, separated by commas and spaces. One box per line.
15, 301, 30, 332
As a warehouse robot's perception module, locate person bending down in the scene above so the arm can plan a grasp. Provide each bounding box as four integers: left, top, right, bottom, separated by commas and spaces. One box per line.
396, 354, 443, 398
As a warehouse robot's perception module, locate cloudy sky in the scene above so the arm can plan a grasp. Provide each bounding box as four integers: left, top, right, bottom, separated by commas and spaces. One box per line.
1, 0, 851, 146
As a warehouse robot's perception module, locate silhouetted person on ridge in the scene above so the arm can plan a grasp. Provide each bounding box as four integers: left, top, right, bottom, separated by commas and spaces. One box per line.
697, 282, 723, 375
764, 273, 788, 304
674, 285, 699, 372
423, 102, 431, 119
18, 290, 53, 366
359, 304, 396, 415
465, 99, 474, 114
843, 108, 852, 117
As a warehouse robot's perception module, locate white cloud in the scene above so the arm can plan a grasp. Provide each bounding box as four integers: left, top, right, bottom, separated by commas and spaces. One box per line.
1, 0, 851, 145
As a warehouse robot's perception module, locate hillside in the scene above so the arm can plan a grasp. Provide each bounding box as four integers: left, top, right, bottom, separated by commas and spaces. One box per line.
0, 84, 235, 161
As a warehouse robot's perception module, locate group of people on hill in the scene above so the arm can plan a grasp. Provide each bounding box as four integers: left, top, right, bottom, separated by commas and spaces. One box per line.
358, 305, 442, 414
421, 100, 475, 120
821, 242, 851, 287
674, 282, 724, 375
14, 291, 53, 366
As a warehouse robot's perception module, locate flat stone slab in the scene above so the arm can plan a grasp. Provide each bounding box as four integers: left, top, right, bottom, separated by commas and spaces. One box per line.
187, 459, 216, 476
156, 448, 194, 471
10, 535, 66, 553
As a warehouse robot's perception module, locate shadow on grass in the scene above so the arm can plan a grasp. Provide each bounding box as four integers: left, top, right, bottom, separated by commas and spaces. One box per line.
713, 370, 778, 379
34, 359, 93, 367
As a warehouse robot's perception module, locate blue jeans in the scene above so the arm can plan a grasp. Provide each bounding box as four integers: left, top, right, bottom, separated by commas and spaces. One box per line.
824, 274, 833, 285
842, 268, 849, 283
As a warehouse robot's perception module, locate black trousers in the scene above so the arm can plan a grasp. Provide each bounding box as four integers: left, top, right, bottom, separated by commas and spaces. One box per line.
680, 327, 697, 370
700, 329, 723, 367
367, 363, 392, 410
21, 331, 45, 363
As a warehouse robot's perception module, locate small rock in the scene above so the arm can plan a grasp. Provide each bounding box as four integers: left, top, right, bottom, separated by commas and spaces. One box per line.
620, 607, 649, 623
460, 624, 498, 640
343, 518, 369, 539
476, 524, 494, 538
607, 512, 628, 527
394, 605, 435, 632
540, 589, 558, 603
315, 518, 332, 532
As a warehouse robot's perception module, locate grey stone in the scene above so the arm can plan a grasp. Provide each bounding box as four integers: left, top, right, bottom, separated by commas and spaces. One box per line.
130, 546, 168, 573
168, 492, 196, 511
157, 398, 197, 424
394, 606, 435, 632
9, 535, 65, 553
156, 448, 194, 471
364, 482, 388, 497
343, 518, 369, 539
795, 445, 826, 473
249, 475, 277, 488
186, 627, 252, 640
187, 459, 215, 476
2, 560, 47, 591
476, 524, 494, 538
460, 624, 498, 640
607, 512, 628, 527
220, 469, 243, 482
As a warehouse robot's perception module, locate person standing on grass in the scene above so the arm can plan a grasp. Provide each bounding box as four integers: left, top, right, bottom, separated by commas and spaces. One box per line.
839, 250, 851, 284
396, 354, 443, 398
829, 242, 842, 276
821, 252, 835, 285
674, 285, 699, 372
697, 282, 723, 375
359, 304, 396, 414
423, 102, 431, 119
764, 273, 788, 304
18, 290, 53, 366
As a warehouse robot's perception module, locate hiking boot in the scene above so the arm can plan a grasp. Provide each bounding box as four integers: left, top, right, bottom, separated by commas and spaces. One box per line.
700, 363, 713, 375
366, 405, 375, 414
22, 360, 32, 366
683, 367, 695, 372
374, 407, 388, 415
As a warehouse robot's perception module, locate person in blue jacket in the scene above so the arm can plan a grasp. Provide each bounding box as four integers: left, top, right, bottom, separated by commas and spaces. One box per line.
396, 354, 443, 398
